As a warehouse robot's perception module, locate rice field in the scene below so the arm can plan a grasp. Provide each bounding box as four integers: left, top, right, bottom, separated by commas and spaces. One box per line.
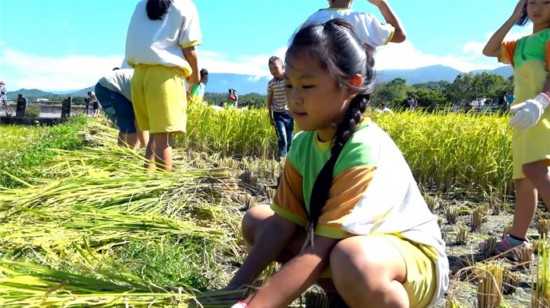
1, 105, 548, 307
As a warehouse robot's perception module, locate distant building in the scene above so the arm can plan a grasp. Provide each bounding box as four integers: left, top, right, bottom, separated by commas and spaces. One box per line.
36, 98, 50, 103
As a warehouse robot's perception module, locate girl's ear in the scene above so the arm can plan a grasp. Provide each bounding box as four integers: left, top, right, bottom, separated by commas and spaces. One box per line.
349, 74, 363, 88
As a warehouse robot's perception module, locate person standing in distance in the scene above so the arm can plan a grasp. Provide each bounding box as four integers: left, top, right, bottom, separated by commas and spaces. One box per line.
267, 56, 294, 161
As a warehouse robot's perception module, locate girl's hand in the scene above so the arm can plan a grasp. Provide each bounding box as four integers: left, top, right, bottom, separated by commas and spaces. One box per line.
511, 0, 527, 22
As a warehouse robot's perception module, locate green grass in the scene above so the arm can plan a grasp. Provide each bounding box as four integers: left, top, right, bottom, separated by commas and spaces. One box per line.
0, 116, 88, 188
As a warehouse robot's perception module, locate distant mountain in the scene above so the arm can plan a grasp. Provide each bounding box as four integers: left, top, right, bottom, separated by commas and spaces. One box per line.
7, 87, 94, 101
471, 66, 513, 77
206, 73, 271, 95
7, 65, 516, 99
207, 65, 514, 94
377, 65, 462, 84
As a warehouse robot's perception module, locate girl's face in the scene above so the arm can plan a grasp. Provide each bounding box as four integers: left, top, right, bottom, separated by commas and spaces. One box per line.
527, 0, 550, 28
284, 53, 356, 141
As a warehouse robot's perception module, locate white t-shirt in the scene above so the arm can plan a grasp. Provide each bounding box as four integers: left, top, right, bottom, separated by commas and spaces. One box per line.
98, 69, 133, 102
125, 0, 202, 76
301, 9, 394, 48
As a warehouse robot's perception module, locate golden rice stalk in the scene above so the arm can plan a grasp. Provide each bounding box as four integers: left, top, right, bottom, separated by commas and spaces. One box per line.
503, 269, 521, 295
475, 263, 503, 308
471, 206, 486, 232
456, 224, 469, 245
532, 240, 550, 307
446, 206, 459, 224
538, 219, 550, 239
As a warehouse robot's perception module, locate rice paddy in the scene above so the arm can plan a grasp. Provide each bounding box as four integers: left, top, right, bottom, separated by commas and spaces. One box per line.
1, 106, 549, 307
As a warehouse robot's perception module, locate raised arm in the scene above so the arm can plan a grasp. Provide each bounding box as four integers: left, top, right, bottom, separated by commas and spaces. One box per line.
368, 0, 406, 43
483, 0, 526, 57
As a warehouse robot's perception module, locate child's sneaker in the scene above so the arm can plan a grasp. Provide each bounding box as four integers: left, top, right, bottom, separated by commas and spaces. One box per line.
480, 234, 533, 262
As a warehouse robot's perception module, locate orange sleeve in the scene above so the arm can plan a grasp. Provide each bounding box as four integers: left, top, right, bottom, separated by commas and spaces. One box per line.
271, 160, 307, 226
546, 40, 550, 71
316, 166, 376, 239
499, 41, 517, 67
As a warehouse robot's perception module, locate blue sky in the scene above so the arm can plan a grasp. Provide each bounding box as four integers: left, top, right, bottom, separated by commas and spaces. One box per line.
0, 0, 531, 91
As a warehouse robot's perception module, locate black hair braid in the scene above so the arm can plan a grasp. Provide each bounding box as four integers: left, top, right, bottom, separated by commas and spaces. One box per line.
516, 3, 529, 26
146, 0, 172, 20
306, 93, 369, 245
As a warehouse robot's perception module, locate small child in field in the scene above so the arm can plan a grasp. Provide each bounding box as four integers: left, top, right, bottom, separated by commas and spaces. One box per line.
225, 19, 448, 308
480, 0, 550, 258
301, 0, 406, 49
188, 68, 208, 105
267, 56, 294, 160
0, 81, 8, 116
86, 91, 99, 117
94, 67, 149, 149
125, 0, 201, 171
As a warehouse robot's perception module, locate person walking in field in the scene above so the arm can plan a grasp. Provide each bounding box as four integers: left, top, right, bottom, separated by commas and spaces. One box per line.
225, 20, 448, 308
86, 91, 99, 117
267, 56, 294, 161
480, 0, 550, 258
0, 81, 8, 116
300, 0, 407, 49
95, 67, 149, 149
125, 0, 202, 172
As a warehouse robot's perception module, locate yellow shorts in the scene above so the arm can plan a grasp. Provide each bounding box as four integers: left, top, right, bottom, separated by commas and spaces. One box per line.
512, 111, 550, 179
131, 65, 187, 134
321, 235, 437, 308
385, 235, 437, 308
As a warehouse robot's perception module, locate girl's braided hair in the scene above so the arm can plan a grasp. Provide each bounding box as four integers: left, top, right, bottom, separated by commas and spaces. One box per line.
285, 19, 376, 248
146, 0, 172, 20
516, 2, 529, 26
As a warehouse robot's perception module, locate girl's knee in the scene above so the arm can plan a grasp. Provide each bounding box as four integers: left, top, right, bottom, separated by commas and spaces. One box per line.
241, 206, 273, 245
330, 236, 406, 283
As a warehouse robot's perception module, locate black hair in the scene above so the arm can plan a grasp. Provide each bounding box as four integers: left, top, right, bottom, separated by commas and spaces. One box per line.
268, 56, 282, 64
285, 19, 375, 247
516, 3, 529, 26
200, 68, 209, 84
146, 0, 172, 20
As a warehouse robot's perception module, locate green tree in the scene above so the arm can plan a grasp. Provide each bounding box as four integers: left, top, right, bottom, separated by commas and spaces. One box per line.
446, 73, 475, 105
372, 78, 410, 108
409, 88, 446, 107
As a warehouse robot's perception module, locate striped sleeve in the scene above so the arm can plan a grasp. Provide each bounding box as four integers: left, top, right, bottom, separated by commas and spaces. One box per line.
271, 160, 307, 226
316, 166, 376, 239
499, 40, 517, 67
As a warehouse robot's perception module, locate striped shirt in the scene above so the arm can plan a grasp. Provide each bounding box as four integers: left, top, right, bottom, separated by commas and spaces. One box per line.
268, 78, 288, 112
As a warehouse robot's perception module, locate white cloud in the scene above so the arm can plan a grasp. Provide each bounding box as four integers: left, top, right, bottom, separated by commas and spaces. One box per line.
1, 49, 124, 91
3, 29, 532, 92
374, 41, 502, 72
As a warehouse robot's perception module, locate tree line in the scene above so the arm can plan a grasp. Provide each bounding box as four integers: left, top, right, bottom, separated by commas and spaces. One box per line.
205, 72, 513, 111
371, 72, 513, 110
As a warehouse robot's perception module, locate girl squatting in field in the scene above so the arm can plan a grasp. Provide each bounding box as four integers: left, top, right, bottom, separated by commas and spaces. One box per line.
481, 0, 550, 257
226, 20, 449, 308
